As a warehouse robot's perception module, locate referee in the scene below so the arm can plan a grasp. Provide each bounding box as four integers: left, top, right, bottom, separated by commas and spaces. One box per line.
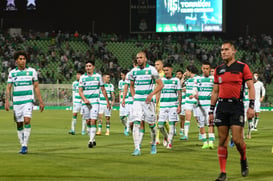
209, 41, 255, 181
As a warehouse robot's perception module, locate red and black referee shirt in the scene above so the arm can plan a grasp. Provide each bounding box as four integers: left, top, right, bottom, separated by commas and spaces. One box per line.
214, 61, 253, 99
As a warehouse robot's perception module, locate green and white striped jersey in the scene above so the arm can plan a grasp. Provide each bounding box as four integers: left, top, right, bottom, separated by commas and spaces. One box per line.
7, 67, 38, 105
243, 83, 249, 102
99, 83, 114, 105
125, 70, 133, 104
72, 80, 81, 104
160, 76, 181, 108
185, 75, 199, 105
195, 75, 214, 107
129, 64, 159, 103
118, 79, 128, 103
79, 72, 104, 105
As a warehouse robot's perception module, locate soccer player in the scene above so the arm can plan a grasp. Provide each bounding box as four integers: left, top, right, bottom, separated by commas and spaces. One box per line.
69, 70, 86, 135
158, 63, 181, 149
252, 72, 266, 131
155, 59, 170, 144
176, 70, 186, 137
194, 62, 215, 149
119, 70, 129, 136
209, 41, 255, 180
121, 60, 138, 136
79, 60, 110, 148
130, 52, 163, 156
181, 65, 199, 140
97, 73, 115, 136
5, 50, 44, 154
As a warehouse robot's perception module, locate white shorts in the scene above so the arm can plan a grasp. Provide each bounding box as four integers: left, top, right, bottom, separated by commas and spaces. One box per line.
73, 103, 82, 113
82, 104, 99, 120
119, 103, 129, 117
99, 104, 112, 116
185, 103, 199, 117
198, 106, 209, 128
158, 107, 178, 123
254, 100, 261, 113
131, 102, 156, 124
13, 103, 33, 122
127, 103, 134, 123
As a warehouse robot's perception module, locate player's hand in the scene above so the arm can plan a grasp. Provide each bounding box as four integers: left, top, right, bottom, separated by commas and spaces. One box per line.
194, 94, 198, 99
189, 95, 194, 99
39, 101, 45, 112
122, 99, 125, 107
260, 98, 263, 102
5, 101, 9, 111
208, 114, 214, 126
247, 107, 255, 120
84, 99, 90, 105
145, 94, 153, 104
107, 102, 111, 110
177, 106, 181, 114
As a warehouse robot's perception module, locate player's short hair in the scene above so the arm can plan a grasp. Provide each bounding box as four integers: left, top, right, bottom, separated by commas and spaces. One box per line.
14, 50, 27, 60
163, 63, 173, 68
186, 65, 199, 74
121, 69, 128, 75
176, 69, 183, 74
253, 71, 259, 75
103, 72, 111, 77
222, 41, 236, 50
77, 70, 84, 74
202, 61, 211, 67
85, 60, 95, 66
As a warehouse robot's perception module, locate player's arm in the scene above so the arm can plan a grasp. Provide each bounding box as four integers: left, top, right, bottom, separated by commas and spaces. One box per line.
111, 91, 115, 107
246, 79, 255, 119
33, 81, 44, 112
130, 80, 135, 98
79, 87, 89, 105
146, 78, 163, 103
122, 84, 128, 107
177, 90, 182, 114
5, 83, 12, 111
101, 86, 111, 109
208, 83, 219, 124
260, 83, 266, 102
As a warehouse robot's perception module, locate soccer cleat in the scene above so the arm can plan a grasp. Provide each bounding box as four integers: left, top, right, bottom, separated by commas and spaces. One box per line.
81, 131, 86, 135
156, 139, 160, 145
202, 143, 209, 149
167, 143, 172, 149
124, 128, 129, 136
180, 135, 188, 140
93, 141, 96, 147
131, 149, 141, 156
68, 130, 75, 135
241, 159, 249, 177
96, 131, 101, 135
105, 131, 110, 136
208, 143, 215, 149
19, 146, 28, 154
163, 138, 168, 147
151, 145, 157, 154
215, 172, 227, 181
88, 142, 93, 148
229, 138, 234, 148
179, 130, 184, 136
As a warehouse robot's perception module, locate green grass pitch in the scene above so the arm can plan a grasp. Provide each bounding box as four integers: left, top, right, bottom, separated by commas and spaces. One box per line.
0, 110, 273, 181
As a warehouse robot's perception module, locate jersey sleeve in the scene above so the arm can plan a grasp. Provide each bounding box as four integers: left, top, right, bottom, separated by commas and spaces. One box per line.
261, 82, 266, 96
151, 67, 160, 80
214, 68, 219, 84
243, 64, 253, 81
111, 84, 114, 92
99, 74, 104, 87
79, 76, 83, 88
118, 80, 122, 90
33, 69, 38, 82
177, 78, 182, 90
7, 71, 13, 84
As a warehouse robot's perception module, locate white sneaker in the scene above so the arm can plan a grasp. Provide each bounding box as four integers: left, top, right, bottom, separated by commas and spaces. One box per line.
163, 138, 168, 147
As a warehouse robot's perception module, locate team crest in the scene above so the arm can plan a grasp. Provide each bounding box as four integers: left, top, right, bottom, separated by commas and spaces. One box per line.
145, 70, 148, 75
26, 71, 29, 75
94, 77, 97, 81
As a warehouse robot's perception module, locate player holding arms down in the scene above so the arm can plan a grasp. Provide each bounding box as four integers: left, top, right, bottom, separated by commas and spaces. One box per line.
130, 52, 163, 156
97, 73, 115, 136
158, 63, 181, 149
79, 60, 110, 148
209, 42, 255, 181
5, 50, 44, 154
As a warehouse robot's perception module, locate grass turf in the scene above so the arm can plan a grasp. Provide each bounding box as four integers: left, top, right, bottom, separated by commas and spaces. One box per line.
0, 110, 272, 181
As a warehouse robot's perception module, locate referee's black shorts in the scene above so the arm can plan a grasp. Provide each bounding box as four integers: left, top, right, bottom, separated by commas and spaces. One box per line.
214, 101, 245, 127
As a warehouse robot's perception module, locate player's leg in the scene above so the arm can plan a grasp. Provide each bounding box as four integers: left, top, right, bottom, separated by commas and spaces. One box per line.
131, 102, 142, 156
179, 112, 185, 136
155, 103, 161, 145
145, 102, 157, 154
199, 113, 208, 149
89, 104, 99, 147
80, 106, 86, 135
105, 107, 112, 135
167, 108, 178, 149
181, 104, 192, 140
69, 112, 77, 135
139, 121, 145, 148
97, 105, 104, 135
158, 108, 168, 147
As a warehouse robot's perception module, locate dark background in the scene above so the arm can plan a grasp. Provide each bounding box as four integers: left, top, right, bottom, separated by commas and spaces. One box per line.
0, 0, 272, 35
